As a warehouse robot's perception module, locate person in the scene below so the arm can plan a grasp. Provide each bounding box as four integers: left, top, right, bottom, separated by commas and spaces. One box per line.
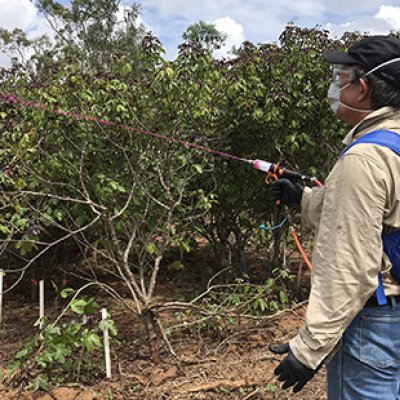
271, 35, 400, 399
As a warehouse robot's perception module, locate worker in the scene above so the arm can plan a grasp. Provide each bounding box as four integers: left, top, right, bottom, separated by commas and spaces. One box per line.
272, 35, 400, 399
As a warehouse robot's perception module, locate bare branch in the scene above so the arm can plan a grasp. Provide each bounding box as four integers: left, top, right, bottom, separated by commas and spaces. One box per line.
1, 213, 102, 293
3, 190, 106, 209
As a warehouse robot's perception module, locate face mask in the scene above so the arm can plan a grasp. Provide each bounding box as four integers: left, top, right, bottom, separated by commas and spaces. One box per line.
327, 81, 373, 115
327, 82, 346, 114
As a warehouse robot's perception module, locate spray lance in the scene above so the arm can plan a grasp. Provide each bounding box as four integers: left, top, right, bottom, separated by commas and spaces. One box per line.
248, 159, 322, 187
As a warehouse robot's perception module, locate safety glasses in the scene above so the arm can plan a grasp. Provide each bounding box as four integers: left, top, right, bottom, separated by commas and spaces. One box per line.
332, 66, 356, 88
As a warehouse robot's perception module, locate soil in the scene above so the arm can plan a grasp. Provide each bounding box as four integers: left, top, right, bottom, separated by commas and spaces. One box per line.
0, 255, 327, 400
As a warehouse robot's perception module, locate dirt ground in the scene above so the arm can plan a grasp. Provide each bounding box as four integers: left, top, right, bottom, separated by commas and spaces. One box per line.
0, 260, 327, 400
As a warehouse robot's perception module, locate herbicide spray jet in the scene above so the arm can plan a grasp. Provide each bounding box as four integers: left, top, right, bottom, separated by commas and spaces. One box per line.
0, 92, 322, 271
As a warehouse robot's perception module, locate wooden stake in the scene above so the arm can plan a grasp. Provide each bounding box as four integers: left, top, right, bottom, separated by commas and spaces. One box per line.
39, 280, 45, 331
0, 269, 4, 325
102, 308, 111, 378
283, 235, 287, 268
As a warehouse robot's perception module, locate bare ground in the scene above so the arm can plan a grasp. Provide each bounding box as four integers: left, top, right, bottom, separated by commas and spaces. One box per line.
0, 256, 326, 400
0, 298, 327, 400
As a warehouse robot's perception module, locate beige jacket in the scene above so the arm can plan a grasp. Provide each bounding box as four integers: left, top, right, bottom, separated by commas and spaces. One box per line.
290, 107, 400, 369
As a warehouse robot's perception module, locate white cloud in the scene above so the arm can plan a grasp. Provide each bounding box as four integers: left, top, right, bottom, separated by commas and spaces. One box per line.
323, 5, 400, 40
0, 0, 52, 68
0, 53, 10, 68
282, 0, 325, 18
375, 5, 400, 30
116, 5, 146, 29
0, 0, 37, 31
141, 0, 400, 51
139, 0, 351, 56
213, 17, 245, 59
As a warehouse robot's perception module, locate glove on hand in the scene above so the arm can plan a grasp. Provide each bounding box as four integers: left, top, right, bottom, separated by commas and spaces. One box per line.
270, 178, 303, 206
274, 349, 316, 393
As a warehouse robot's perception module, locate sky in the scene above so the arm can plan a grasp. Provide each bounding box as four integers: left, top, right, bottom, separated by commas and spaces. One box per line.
1, 0, 400, 66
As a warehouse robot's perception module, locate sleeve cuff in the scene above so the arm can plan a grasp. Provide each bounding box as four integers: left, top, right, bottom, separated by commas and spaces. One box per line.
289, 333, 334, 370
300, 187, 313, 229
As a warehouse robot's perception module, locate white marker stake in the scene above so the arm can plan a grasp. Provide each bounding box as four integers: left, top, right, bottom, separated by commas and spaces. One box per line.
0, 269, 4, 325
39, 280, 45, 331
102, 308, 111, 378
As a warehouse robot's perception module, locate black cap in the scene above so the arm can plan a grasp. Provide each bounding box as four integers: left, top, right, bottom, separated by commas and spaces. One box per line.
323, 35, 400, 88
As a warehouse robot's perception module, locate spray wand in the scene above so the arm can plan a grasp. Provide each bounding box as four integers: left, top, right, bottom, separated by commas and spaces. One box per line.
248, 159, 322, 187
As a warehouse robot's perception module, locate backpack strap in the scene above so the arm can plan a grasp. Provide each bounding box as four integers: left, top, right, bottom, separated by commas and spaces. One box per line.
341, 129, 400, 158
340, 129, 400, 306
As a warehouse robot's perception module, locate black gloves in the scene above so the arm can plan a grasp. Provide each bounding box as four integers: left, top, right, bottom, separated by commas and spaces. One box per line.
274, 349, 316, 393
270, 179, 303, 206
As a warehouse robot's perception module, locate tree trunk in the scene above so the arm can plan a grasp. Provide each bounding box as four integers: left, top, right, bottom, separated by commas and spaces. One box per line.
142, 309, 161, 364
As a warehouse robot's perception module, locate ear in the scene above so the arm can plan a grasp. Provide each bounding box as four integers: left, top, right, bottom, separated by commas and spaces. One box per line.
357, 78, 371, 102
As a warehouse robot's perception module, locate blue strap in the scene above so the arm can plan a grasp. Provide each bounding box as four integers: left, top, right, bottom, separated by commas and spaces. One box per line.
383, 230, 400, 281
340, 129, 400, 305
340, 129, 400, 158
376, 272, 388, 306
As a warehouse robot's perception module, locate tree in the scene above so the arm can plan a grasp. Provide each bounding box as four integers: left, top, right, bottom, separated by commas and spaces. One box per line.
182, 20, 227, 52
0, 27, 215, 363
0, 27, 51, 68
34, 0, 146, 73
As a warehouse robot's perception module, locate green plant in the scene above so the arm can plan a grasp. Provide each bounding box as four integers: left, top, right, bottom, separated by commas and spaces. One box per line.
265, 383, 278, 393
6, 292, 117, 390
106, 388, 114, 399
206, 271, 294, 317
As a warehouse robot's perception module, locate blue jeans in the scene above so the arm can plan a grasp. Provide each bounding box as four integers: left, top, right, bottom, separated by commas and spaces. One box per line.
327, 298, 400, 399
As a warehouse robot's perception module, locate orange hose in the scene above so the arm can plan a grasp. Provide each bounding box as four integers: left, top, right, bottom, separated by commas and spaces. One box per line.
290, 176, 322, 269
291, 228, 312, 270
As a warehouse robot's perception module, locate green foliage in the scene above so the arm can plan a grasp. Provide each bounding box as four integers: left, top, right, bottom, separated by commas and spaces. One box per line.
209, 269, 294, 316
191, 25, 361, 270
7, 294, 117, 390
0, 28, 211, 288
0, 27, 51, 67
169, 267, 299, 341
166, 260, 185, 272
182, 20, 227, 51
0, 18, 367, 301
265, 383, 279, 393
